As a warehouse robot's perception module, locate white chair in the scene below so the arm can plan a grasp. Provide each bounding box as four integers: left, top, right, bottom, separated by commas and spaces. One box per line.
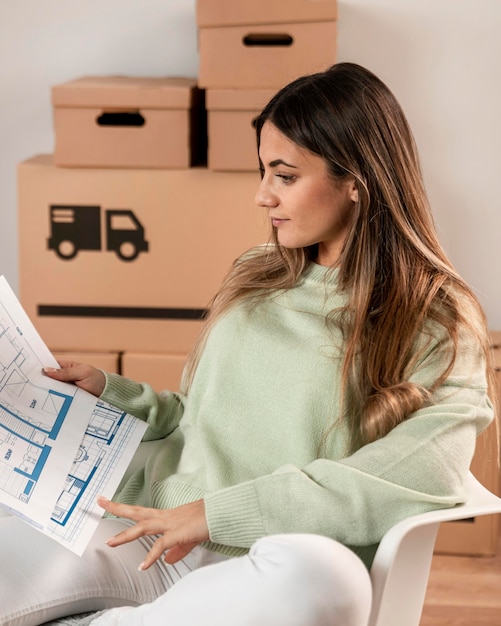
368, 471, 501, 626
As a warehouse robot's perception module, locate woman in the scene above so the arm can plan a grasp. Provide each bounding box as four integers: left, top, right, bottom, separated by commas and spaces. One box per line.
1, 62, 494, 626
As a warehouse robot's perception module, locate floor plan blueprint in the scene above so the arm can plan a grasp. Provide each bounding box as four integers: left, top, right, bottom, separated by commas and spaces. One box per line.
0, 276, 147, 554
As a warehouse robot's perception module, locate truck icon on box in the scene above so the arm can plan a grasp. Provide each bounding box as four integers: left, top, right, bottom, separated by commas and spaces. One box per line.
47, 205, 149, 262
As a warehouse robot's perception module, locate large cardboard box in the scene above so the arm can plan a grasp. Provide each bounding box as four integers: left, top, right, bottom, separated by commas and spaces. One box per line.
18, 155, 268, 354
121, 353, 187, 393
434, 331, 501, 556
198, 21, 337, 89
51, 351, 120, 373
196, 0, 337, 27
207, 89, 276, 171
52, 76, 206, 169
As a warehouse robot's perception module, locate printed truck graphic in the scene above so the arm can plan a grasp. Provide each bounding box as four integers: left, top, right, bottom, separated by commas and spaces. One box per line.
47, 205, 149, 262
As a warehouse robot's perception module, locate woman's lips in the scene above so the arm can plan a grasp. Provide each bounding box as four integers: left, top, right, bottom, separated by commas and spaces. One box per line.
271, 218, 288, 227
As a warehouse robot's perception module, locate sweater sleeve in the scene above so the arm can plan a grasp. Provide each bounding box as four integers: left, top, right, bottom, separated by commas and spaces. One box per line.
100, 372, 186, 441
204, 330, 495, 549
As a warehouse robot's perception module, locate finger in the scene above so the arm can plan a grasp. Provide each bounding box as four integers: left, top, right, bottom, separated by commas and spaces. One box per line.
42, 364, 82, 383
162, 542, 198, 565
138, 537, 175, 571
42, 367, 65, 379
137, 537, 199, 571
97, 496, 159, 521
104, 517, 173, 548
106, 525, 149, 548
104, 517, 169, 547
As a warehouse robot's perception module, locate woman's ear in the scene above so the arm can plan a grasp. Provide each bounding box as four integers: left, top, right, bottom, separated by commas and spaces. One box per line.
349, 179, 359, 203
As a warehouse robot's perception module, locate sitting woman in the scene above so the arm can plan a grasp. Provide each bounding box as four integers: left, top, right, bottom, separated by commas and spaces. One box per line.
0, 62, 495, 626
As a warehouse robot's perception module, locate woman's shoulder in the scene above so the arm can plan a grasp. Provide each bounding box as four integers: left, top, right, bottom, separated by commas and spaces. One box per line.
410, 301, 489, 385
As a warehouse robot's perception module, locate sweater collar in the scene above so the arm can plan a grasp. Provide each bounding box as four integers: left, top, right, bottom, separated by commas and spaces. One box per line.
301, 261, 340, 284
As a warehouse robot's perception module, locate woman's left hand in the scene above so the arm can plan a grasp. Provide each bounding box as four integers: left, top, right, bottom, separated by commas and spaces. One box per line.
97, 497, 210, 570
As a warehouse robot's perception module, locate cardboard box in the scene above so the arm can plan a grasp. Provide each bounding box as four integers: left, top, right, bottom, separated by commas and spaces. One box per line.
198, 21, 337, 89
196, 0, 337, 27
51, 351, 120, 373
52, 76, 206, 169
207, 89, 276, 171
434, 331, 501, 556
18, 155, 269, 354
121, 353, 187, 392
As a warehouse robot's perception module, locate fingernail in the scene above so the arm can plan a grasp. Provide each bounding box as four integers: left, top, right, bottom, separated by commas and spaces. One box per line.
42, 367, 57, 373
138, 562, 145, 571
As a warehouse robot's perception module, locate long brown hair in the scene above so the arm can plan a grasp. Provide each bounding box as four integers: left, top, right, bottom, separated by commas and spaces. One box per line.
183, 62, 494, 452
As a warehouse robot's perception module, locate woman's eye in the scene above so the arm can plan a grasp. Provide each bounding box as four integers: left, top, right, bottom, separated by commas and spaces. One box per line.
276, 174, 295, 184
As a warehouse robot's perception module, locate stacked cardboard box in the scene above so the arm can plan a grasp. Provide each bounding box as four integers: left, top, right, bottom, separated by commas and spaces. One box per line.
18, 0, 338, 385
52, 76, 207, 169
197, 0, 338, 171
197, 0, 338, 89
18, 60, 271, 384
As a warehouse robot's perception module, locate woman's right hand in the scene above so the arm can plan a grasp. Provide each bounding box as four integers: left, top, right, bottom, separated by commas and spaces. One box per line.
43, 361, 106, 397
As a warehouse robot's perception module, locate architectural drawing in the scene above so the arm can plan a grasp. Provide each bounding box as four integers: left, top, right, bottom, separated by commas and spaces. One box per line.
0, 276, 147, 554
47, 399, 144, 550
0, 316, 74, 505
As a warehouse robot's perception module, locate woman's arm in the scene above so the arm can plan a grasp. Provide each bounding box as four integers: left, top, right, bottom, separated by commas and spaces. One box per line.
203, 333, 494, 550
44, 361, 187, 440
95, 361, 493, 569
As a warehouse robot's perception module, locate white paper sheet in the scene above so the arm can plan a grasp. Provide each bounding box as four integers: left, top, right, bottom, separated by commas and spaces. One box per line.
0, 275, 147, 555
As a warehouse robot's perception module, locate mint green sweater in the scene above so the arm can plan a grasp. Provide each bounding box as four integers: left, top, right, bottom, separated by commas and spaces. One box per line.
101, 261, 493, 568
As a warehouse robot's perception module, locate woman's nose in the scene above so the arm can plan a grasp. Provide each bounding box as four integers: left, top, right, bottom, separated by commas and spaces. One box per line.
255, 177, 278, 208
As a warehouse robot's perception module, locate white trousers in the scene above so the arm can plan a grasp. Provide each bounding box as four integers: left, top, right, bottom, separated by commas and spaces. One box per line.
0, 516, 372, 626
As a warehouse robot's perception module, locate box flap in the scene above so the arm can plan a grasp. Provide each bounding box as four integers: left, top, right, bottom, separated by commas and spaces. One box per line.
52, 76, 200, 109
197, 0, 337, 27
206, 89, 277, 111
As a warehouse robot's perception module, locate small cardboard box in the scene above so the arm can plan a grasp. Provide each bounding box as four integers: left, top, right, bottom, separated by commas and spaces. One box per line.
121, 353, 187, 393
18, 155, 269, 354
207, 89, 276, 171
51, 351, 120, 374
52, 76, 206, 169
198, 21, 337, 89
434, 331, 501, 556
196, 0, 337, 27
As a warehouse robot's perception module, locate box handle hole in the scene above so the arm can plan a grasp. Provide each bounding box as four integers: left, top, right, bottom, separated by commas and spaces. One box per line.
96, 111, 145, 127
243, 33, 293, 47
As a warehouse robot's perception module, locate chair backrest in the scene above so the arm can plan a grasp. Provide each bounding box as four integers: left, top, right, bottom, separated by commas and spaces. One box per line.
368, 472, 501, 626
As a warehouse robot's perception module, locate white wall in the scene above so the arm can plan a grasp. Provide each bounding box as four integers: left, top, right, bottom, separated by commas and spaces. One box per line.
1, 0, 500, 327
337, 0, 501, 329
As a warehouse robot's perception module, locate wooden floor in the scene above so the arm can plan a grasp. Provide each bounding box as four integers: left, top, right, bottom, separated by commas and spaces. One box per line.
421, 532, 501, 625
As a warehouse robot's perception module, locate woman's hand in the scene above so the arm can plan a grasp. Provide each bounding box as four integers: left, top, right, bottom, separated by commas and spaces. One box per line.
43, 361, 106, 397
97, 498, 210, 569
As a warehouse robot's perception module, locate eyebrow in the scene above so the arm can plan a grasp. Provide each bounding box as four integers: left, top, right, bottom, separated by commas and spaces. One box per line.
260, 158, 298, 169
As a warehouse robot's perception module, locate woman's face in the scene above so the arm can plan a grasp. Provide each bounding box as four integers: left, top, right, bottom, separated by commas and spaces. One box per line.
255, 121, 357, 267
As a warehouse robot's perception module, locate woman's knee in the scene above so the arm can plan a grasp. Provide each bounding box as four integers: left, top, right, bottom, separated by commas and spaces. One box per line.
249, 534, 372, 626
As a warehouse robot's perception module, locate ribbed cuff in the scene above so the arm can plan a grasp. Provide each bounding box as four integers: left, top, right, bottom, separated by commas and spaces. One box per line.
100, 372, 145, 408
204, 481, 266, 548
